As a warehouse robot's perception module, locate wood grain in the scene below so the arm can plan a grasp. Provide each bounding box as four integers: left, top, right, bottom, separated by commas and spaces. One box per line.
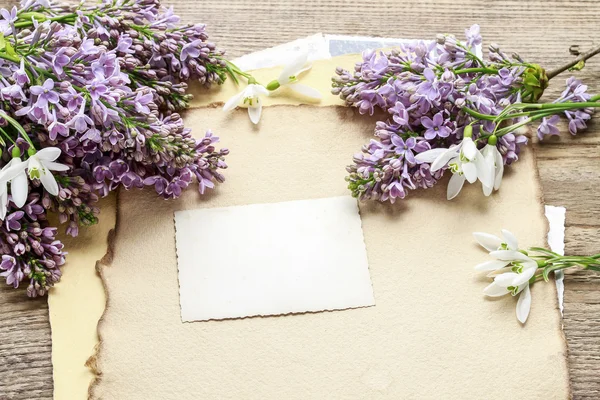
0, 0, 599, 399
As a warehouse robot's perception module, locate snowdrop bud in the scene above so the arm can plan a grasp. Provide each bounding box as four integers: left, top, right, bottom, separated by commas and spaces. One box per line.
488, 135, 498, 146
266, 80, 280, 91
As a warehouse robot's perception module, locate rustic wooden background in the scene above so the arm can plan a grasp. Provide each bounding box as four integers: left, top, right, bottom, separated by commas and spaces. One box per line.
0, 0, 599, 399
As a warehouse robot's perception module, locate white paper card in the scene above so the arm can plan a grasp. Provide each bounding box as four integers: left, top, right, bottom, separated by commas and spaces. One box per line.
175, 196, 375, 322
545, 205, 567, 314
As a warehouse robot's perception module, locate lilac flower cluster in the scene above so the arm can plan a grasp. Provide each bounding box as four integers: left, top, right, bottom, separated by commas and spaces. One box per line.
0, 0, 229, 296
333, 26, 595, 203
537, 77, 595, 139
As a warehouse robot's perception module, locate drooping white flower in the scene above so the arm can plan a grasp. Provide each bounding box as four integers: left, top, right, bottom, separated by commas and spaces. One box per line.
222, 84, 269, 125
3, 157, 28, 207
25, 147, 69, 196
483, 278, 532, 323
474, 229, 519, 252
481, 136, 504, 196
0, 154, 29, 218
266, 51, 322, 101
474, 229, 537, 323
279, 52, 322, 100
474, 229, 534, 275
415, 136, 492, 200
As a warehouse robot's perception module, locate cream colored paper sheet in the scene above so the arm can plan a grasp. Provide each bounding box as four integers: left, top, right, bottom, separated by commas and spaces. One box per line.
175, 196, 374, 322
90, 106, 569, 399
48, 195, 115, 400
48, 52, 353, 400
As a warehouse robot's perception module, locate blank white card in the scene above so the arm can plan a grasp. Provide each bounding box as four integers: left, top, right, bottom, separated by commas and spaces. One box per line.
174, 196, 375, 322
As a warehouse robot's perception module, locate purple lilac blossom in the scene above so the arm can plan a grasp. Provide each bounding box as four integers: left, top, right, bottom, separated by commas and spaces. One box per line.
0, 0, 229, 296
543, 77, 594, 137
334, 26, 596, 202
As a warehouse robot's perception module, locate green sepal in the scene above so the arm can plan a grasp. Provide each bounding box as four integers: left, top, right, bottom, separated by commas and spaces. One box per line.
463, 124, 473, 138
521, 64, 548, 102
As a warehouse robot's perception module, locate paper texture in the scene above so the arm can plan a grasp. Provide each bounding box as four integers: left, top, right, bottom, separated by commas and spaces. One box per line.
91, 106, 569, 400
47, 42, 566, 399
47, 42, 411, 400
175, 196, 374, 321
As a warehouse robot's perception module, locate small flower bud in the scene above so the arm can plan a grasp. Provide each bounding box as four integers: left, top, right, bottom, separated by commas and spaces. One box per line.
464, 125, 473, 138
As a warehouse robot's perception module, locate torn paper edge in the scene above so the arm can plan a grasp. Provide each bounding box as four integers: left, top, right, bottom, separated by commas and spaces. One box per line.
545, 205, 566, 314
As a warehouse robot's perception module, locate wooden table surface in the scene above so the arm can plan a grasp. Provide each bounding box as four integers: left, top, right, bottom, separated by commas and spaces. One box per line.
0, 0, 599, 399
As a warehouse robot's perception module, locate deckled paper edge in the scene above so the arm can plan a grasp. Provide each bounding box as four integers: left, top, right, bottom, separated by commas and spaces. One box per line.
174, 196, 376, 323
545, 205, 566, 314
87, 192, 121, 399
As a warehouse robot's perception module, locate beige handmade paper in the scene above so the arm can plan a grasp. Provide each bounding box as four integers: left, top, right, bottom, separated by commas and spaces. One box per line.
47, 53, 352, 399
91, 106, 569, 399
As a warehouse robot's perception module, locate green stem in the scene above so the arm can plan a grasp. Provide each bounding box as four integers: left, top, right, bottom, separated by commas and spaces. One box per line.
454, 67, 498, 75
547, 43, 600, 80
0, 126, 16, 145
13, 13, 77, 29
0, 110, 35, 149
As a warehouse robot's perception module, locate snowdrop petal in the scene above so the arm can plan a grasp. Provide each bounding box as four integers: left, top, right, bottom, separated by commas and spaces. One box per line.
473, 232, 502, 251
462, 161, 478, 183
431, 149, 458, 171
446, 172, 465, 200
43, 161, 70, 172
222, 91, 244, 112
483, 282, 509, 297
512, 266, 537, 286
279, 52, 308, 84
501, 229, 519, 251
0, 191, 7, 220
247, 102, 262, 125
415, 148, 447, 163
10, 170, 28, 208
250, 84, 269, 97
287, 83, 322, 101
494, 272, 519, 287
489, 250, 531, 261
0, 158, 27, 183
493, 148, 504, 190
516, 285, 532, 323
462, 138, 478, 160
39, 169, 59, 196
483, 184, 493, 196
475, 259, 510, 271
34, 147, 61, 162
474, 154, 493, 188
